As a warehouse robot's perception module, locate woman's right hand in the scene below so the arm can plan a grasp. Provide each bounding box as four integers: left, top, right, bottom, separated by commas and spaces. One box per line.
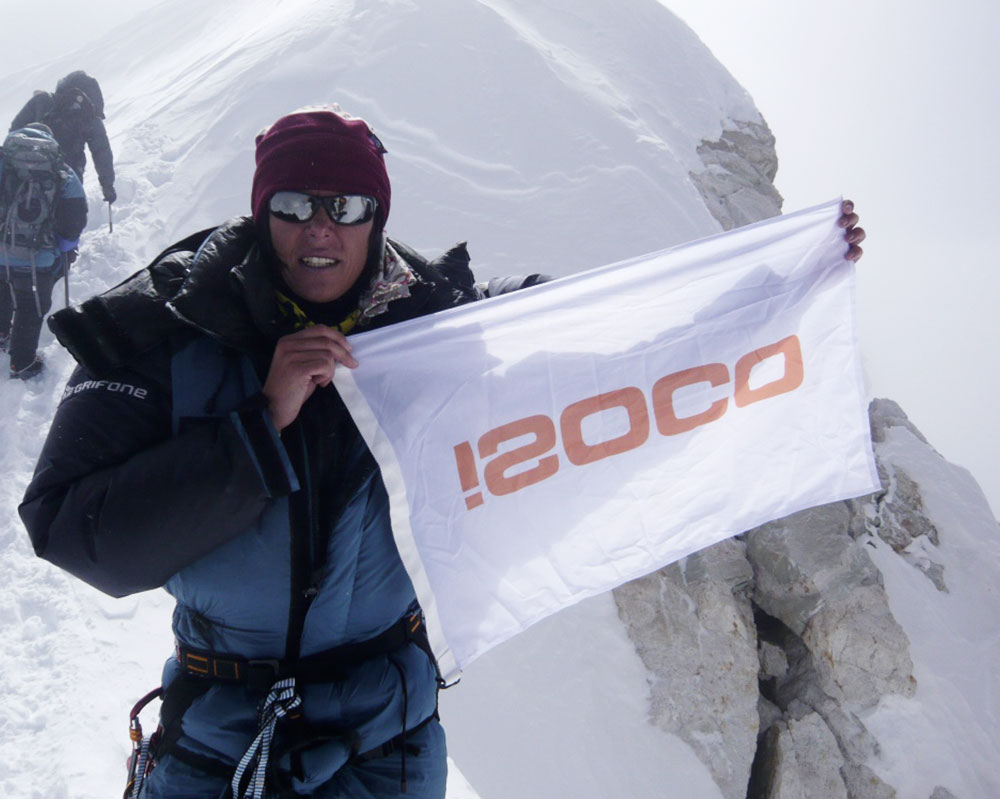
262, 325, 359, 431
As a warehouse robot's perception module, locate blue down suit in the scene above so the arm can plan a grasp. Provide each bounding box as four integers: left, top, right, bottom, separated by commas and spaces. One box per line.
20, 218, 543, 797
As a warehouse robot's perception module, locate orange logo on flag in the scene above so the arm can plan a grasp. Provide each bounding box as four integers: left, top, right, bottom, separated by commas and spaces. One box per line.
453, 335, 804, 510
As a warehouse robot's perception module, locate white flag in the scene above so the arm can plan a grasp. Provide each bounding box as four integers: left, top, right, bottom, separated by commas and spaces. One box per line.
334, 198, 879, 681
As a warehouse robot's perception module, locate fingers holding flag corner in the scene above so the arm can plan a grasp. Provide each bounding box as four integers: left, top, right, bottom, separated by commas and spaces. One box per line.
839, 199, 866, 262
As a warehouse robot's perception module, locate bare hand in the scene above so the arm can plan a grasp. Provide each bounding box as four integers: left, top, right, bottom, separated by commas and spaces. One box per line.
839, 199, 866, 262
262, 326, 358, 431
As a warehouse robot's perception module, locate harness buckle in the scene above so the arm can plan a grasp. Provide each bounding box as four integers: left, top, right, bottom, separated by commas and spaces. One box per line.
245, 659, 281, 692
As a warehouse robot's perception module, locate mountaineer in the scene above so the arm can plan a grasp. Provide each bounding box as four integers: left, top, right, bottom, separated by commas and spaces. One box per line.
11, 70, 116, 205
0, 124, 86, 379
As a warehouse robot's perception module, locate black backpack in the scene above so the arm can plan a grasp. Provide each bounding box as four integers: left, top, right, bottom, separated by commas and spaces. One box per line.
0, 126, 66, 265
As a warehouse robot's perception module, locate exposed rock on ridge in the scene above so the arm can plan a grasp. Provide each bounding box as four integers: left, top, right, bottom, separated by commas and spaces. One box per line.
613, 398, 965, 799
689, 118, 784, 230
613, 538, 759, 799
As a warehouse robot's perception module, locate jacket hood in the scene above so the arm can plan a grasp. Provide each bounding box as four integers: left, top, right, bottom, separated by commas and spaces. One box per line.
55, 71, 105, 118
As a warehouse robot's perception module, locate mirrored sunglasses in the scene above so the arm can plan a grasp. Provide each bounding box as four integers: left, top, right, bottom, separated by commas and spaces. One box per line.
268, 191, 377, 226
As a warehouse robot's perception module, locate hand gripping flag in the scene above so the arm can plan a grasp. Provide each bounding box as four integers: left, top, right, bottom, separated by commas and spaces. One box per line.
334, 199, 880, 681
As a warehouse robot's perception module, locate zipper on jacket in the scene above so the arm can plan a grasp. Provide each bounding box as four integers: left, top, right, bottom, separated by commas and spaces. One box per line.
283, 420, 317, 662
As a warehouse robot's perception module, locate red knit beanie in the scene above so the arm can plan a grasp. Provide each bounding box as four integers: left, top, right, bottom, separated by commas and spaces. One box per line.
251, 106, 390, 235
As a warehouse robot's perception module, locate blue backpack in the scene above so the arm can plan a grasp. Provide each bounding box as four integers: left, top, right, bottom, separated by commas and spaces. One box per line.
0, 125, 66, 266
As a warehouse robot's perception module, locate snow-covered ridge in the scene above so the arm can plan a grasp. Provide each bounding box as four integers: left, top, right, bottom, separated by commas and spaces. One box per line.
0, 0, 765, 277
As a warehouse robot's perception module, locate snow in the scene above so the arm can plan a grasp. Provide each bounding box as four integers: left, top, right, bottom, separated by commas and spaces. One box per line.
862, 426, 1000, 798
0, 1, 997, 798
439, 593, 725, 798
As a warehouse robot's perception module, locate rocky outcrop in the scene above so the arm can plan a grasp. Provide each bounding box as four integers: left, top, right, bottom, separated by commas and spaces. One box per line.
689, 119, 784, 231
747, 504, 916, 710
612, 399, 960, 799
866, 399, 948, 593
614, 538, 759, 799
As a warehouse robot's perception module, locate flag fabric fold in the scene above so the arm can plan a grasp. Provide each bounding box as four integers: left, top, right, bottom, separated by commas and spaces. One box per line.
334, 198, 879, 681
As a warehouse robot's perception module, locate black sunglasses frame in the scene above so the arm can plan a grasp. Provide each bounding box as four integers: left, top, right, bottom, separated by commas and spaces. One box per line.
268, 191, 378, 226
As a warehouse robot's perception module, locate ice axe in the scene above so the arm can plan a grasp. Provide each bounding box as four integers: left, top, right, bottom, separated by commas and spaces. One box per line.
108, 200, 114, 233
63, 251, 74, 307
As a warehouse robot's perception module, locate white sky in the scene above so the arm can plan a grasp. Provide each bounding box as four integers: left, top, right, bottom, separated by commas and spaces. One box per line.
1, 0, 998, 515
0, 1, 160, 77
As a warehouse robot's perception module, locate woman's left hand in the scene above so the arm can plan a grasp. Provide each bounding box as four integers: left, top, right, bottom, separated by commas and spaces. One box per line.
839, 200, 866, 262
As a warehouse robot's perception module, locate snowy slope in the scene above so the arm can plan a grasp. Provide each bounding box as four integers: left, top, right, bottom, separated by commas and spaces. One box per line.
0, 0, 756, 275
0, 2, 997, 799
862, 424, 1000, 798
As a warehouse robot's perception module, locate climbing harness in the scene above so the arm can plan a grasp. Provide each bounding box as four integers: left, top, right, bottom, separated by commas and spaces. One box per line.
122, 609, 444, 797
